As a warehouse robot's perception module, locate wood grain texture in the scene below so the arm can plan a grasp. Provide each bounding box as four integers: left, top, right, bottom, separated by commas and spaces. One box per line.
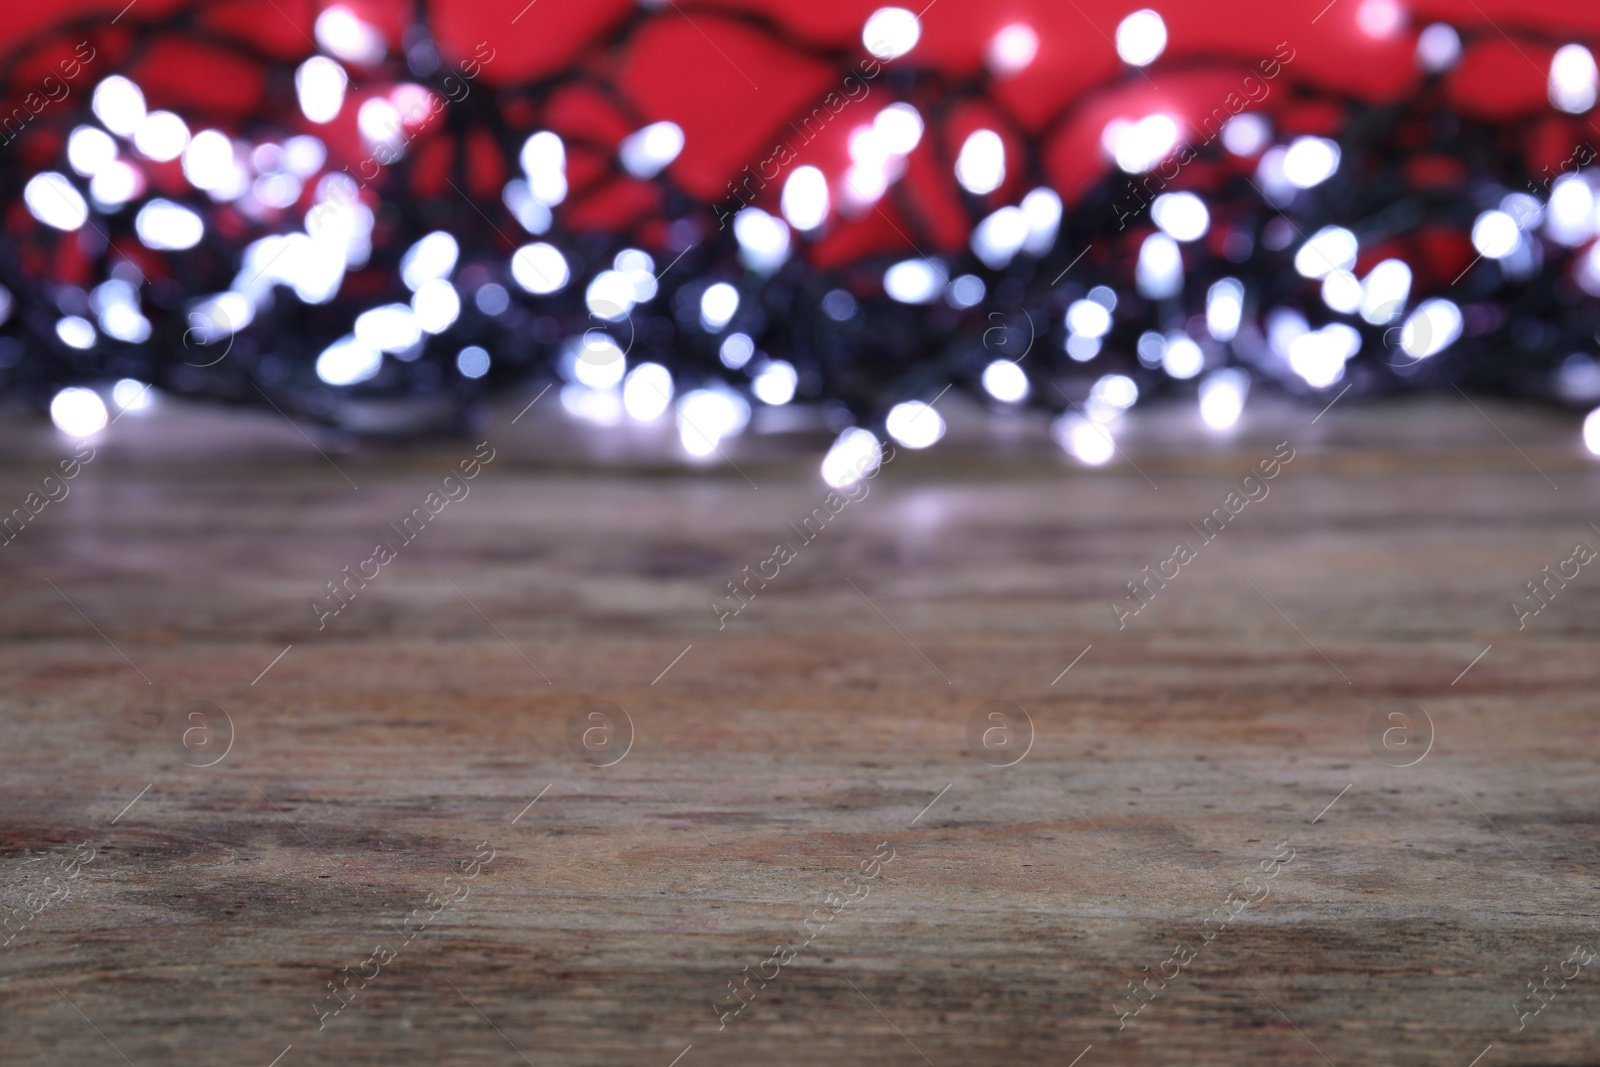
1, 395, 1598, 1067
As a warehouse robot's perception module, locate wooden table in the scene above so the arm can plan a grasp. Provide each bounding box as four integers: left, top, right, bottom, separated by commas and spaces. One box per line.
1, 392, 1597, 1066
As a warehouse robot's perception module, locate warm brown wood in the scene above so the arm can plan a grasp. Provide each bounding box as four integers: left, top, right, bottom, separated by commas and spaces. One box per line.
1, 394, 1598, 1066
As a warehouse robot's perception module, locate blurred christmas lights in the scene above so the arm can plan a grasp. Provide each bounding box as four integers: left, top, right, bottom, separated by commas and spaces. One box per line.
0, 0, 1596, 473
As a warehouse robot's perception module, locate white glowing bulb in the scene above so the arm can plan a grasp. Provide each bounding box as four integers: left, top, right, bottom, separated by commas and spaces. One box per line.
619, 121, 684, 179
92, 76, 145, 136
849, 125, 889, 170
822, 427, 883, 487
700, 282, 740, 331
679, 388, 750, 457
955, 129, 1006, 195
456, 346, 490, 379
886, 401, 945, 449
1289, 325, 1359, 388
1414, 22, 1461, 72
1321, 270, 1363, 314
354, 304, 421, 354
357, 98, 403, 152
982, 360, 1029, 403
1328, 324, 1363, 361
988, 23, 1039, 74
1053, 413, 1115, 465
1359, 259, 1412, 324
261, 179, 320, 231
1221, 113, 1270, 156
55, 317, 97, 351
1163, 333, 1204, 378
1399, 299, 1462, 359
511, 243, 569, 294
135, 199, 205, 251
782, 166, 830, 232
1283, 136, 1340, 188
613, 259, 655, 307
316, 336, 383, 385
1265, 308, 1308, 359
183, 130, 244, 196
494, 181, 544, 235
1547, 176, 1596, 246
949, 276, 985, 308
1471, 210, 1521, 259
188, 292, 253, 342
1198, 369, 1248, 430
101, 304, 151, 343
284, 135, 326, 177
1550, 44, 1599, 114
92, 280, 135, 316
623, 363, 673, 421
752, 360, 798, 406
24, 173, 88, 231
250, 142, 285, 175
295, 57, 348, 124
1067, 299, 1112, 339
67, 126, 117, 177
863, 8, 921, 60
884, 259, 945, 304
113, 379, 152, 410
1580, 244, 1600, 297
400, 232, 460, 291
133, 111, 189, 162
1116, 9, 1167, 67
252, 172, 300, 209
845, 160, 892, 212
1136, 232, 1183, 299
51, 387, 108, 436
1508, 188, 1546, 227
1253, 146, 1295, 204
873, 103, 924, 154
315, 4, 386, 65
242, 233, 330, 305
476, 284, 509, 316
616, 248, 658, 301
823, 291, 857, 321
711, 336, 750, 374
1139, 331, 1164, 369
971, 206, 1029, 269
586, 271, 637, 321
1151, 192, 1209, 241
572, 335, 626, 390
1092, 374, 1139, 410
89, 161, 143, 209
1584, 407, 1600, 455
1356, 0, 1404, 39
1206, 279, 1244, 341
1101, 117, 1131, 159
562, 384, 623, 426
1066, 335, 1101, 362
1294, 226, 1358, 279
521, 131, 568, 206
1112, 114, 1179, 173
412, 279, 461, 334
306, 177, 375, 271
1021, 187, 1062, 254
733, 207, 791, 273
845, 161, 897, 215
1565, 353, 1600, 403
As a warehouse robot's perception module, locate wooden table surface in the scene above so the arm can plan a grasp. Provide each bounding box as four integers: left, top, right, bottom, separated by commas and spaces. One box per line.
1, 393, 1598, 1066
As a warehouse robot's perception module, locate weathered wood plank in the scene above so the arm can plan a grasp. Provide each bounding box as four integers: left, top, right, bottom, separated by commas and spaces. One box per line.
0, 395, 1597, 1066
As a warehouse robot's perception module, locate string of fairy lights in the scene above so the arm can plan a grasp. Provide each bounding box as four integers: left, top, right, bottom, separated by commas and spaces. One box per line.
4, 0, 1600, 480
